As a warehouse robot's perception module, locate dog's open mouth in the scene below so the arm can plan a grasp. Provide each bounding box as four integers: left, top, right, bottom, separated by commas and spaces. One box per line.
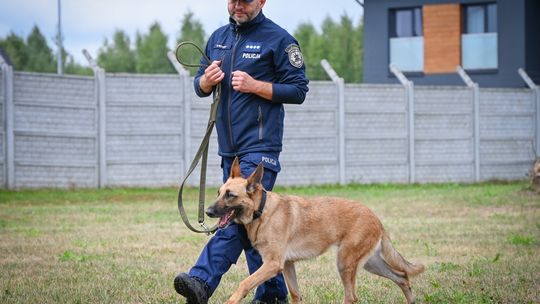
218, 209, 236, 229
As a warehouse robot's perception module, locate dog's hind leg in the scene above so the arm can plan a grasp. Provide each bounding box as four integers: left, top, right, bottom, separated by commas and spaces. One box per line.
363, 248, 415, 304
336, 242, 370, 304
283, 261, 301, 303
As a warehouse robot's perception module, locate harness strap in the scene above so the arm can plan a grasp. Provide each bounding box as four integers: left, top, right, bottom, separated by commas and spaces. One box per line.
176, 42, 220, 234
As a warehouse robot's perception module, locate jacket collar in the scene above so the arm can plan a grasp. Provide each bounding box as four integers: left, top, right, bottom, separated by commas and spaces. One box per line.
229, 11, 266, 33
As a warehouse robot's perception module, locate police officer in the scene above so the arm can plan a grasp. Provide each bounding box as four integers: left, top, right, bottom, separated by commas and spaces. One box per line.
174, 0, 308, 303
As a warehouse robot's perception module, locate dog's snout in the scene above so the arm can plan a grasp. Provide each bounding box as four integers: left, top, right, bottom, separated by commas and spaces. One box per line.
206, 205, 218, 218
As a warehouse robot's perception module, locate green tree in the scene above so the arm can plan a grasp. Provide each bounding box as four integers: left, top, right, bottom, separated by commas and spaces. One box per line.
294, 22, 326, 81
0, 32, 28, 69
320, 17, 344, 81
294, 14, 363, 83
321, 14, 363, 83
354, 21, 364, 83
25, 25, 55, 73
135, 22, 174, 73
176, 10, 207, 75
64, 52, 93, 76
97, 30, 136, 72
0, 28, 91, 75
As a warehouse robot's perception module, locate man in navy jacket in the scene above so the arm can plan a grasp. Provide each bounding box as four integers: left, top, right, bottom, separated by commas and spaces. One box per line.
174, 0, 308, 303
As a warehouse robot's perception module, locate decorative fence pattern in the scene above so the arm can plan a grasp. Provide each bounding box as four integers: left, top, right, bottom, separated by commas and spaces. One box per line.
0, 64, 538, 188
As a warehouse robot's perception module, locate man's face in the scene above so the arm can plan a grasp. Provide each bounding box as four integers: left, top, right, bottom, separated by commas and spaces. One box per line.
228, 0, 265, 24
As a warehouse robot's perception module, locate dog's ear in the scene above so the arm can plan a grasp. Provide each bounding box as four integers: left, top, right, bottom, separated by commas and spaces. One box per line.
230, 157, 241, 179
246, 163, 264, 194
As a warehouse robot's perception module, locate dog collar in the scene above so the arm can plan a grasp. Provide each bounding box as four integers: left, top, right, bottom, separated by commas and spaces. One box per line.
252, 190, 267, 220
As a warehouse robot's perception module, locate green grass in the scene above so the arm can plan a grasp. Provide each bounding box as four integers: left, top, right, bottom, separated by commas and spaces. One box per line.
0, 182, 538, 303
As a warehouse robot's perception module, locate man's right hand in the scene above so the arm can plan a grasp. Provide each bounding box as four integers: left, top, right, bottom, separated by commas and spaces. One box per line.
200, 60, 225, 94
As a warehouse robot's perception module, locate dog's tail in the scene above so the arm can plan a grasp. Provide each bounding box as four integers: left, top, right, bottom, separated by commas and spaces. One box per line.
380, 233, 425, 277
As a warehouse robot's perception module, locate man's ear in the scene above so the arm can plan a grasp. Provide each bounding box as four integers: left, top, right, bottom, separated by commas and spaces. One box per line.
246, 163, 264, 194
230, 157, 241, 178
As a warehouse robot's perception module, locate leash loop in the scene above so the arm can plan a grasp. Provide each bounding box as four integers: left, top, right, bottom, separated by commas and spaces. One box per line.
175, 41, 210, 68
175, 41, 220, 234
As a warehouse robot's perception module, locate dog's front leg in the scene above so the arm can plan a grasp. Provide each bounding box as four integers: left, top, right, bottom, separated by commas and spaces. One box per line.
225, 260, 282, 304
283, 261, 302, 303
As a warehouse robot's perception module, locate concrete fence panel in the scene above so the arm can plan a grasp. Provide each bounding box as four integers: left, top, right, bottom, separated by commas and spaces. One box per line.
344, 84, 409, 183
279, 81, 339, 186
12, 72, 96, 188
479, 88, 535, 180
105, 74, 184, 187
414, 86, 475, 182
0, 69, 537, 188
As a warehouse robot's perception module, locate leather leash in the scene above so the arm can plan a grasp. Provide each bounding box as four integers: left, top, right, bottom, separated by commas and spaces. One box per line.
175, 41, 220, 234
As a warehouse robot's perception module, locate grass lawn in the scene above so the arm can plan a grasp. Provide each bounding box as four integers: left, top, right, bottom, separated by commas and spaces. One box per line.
0, 182, 538, 303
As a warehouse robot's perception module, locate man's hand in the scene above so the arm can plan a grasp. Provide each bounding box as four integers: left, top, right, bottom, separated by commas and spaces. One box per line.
200, 60, 225, 94
232, 70, 273, 101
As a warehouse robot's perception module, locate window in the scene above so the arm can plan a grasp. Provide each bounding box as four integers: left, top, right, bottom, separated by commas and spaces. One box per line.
391, 8, 423, 37
389, 8, 423, 72
462, 3, 498, 70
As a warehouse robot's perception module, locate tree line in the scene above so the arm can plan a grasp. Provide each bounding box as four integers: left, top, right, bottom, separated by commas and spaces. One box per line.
0, 26, 93, 75
0, 11, 363, 83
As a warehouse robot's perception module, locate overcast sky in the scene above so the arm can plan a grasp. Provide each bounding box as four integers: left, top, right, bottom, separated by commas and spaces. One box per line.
0, 0, 364, 65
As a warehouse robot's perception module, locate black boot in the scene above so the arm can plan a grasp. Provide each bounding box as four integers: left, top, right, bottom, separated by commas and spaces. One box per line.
174, 273, 209, 304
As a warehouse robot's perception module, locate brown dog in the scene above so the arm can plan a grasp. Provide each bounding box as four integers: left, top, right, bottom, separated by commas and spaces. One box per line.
206, 158, 425, 304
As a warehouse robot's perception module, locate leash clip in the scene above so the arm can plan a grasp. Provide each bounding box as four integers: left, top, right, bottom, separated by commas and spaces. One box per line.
199, 221, 212, 235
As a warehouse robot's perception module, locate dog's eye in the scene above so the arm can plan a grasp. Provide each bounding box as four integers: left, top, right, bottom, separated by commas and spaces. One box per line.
225, 190, 236, 199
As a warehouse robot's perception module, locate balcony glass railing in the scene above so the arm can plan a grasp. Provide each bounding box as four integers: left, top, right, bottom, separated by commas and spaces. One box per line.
461, 33, 498, 70
390, 36, 424, 72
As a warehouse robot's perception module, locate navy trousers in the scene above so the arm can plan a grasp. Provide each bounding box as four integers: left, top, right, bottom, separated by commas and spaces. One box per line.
189, 154, 288, 301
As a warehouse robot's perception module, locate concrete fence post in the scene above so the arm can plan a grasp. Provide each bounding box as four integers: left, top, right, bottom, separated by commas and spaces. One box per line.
167, 51, 191, 178
321, 59, 346, 185
0, 54, 14, 189
518, 68, 540, 158
389, 64, 415, 183
457, 66, 480, 182
83, 50, 107, 188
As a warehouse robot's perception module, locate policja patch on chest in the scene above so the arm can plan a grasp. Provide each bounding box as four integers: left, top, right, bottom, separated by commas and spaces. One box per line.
242, 42, 262, 59
285, 44, 304, 68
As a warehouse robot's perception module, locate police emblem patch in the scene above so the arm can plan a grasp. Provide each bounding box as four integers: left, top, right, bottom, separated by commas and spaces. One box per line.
285, 44, 303, 68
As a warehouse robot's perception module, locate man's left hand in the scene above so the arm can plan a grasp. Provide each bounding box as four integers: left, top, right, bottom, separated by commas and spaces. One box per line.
231, 70, 273, 100
231, 70, 256, 93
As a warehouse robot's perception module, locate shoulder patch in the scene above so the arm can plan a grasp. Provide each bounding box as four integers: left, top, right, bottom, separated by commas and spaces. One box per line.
285, 44, 303, 68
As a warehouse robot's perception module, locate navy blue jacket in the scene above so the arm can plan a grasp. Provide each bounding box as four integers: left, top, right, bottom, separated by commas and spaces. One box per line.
194, 12, 309, 157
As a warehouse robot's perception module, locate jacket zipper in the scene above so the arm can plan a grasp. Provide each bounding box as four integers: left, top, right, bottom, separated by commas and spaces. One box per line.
257, 105, 263, 141
227, 31, 242, 153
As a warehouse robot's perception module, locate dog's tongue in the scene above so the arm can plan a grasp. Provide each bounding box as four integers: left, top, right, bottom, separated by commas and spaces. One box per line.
218, 210, 235, 228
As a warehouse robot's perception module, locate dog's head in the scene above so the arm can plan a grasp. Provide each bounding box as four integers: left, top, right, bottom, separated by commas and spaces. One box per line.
206, 157, 264, 228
